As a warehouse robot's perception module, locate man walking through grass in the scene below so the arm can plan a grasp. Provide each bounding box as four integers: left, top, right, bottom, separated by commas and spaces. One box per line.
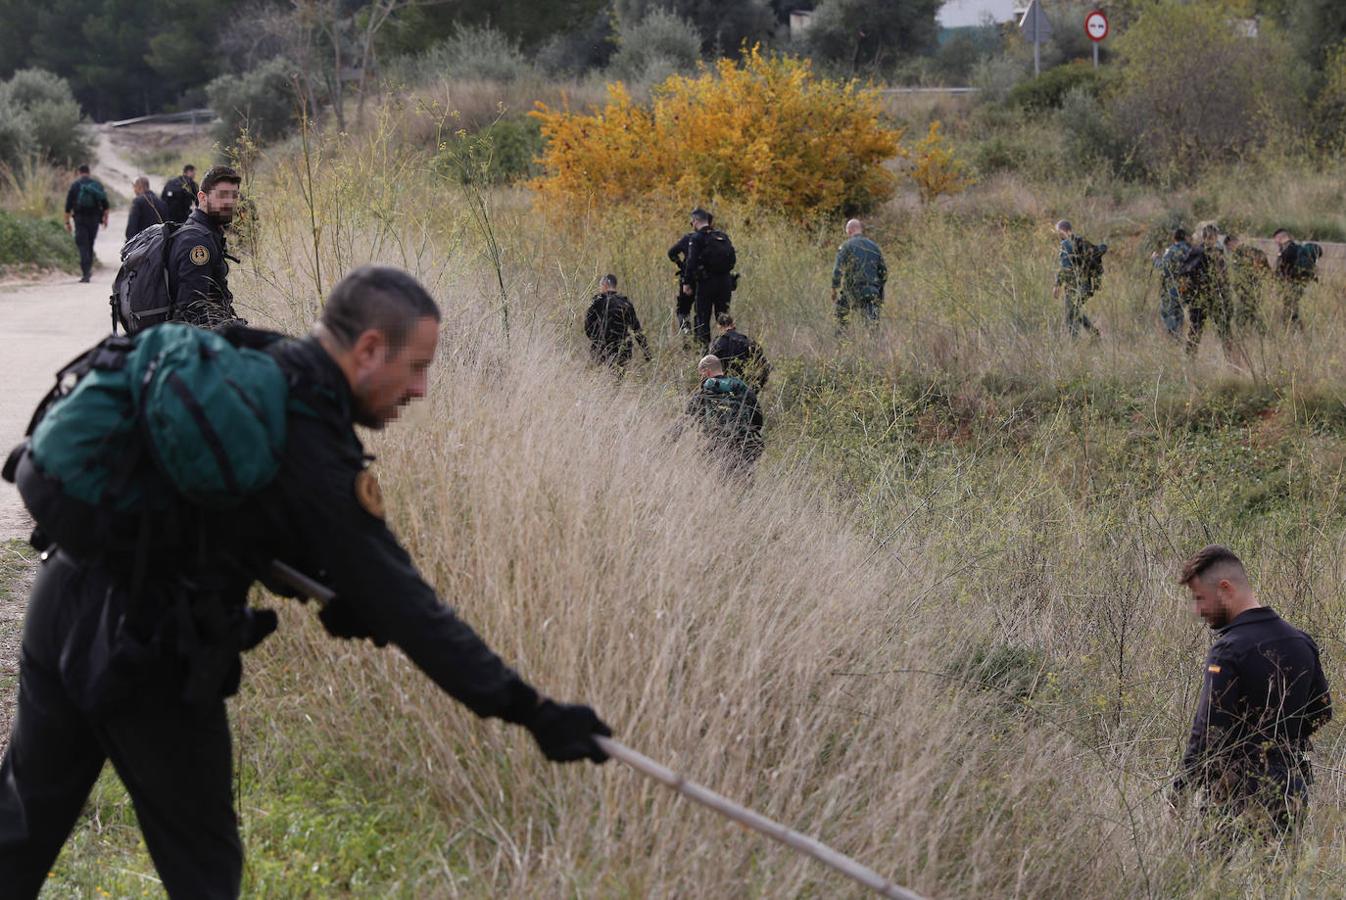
1152, 228, 1191, 339
685, 354, 764, 475
63, 164, 109, 283
831, 218, 887, 330
1051, 220, 1103, 339
0, 266, 611, 898
1172, 545, 1332, 840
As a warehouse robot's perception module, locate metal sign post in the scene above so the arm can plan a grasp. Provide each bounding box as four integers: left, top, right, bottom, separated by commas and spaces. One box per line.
1085, 9, 1109, 69
1019, 0, 1053, 76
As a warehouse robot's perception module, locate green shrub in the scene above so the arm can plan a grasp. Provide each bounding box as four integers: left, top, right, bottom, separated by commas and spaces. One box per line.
436, 117, 544, 184
0, 209, 78, 270
208, 58, 301, 145
970, 134, 1029, 176
394, 24, 534, 85
609, 9, 702, 83
0, 69, 93, 169
1007, 62, 1102, 112
1057, 86, 1129, 172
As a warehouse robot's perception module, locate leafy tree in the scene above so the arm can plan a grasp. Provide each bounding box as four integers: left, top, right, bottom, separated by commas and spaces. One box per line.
613, 0, 775, 55
0, 69, 94, 168
1110, 2, 1306, 175
801, 0, 941, 73
609, 10, 703, 81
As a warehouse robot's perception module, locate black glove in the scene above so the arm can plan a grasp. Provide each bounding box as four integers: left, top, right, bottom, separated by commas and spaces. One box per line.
524, 700, 612, 764
318, 598, 387, 647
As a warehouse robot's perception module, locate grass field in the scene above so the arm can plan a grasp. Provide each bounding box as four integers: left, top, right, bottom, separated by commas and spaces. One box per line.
20, 92, 1346, 897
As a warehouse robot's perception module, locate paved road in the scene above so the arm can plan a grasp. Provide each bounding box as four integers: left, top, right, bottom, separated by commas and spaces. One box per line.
0, 129, 158, 539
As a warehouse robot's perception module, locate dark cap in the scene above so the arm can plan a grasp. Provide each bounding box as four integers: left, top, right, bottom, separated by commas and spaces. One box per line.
690, 207, 712, 223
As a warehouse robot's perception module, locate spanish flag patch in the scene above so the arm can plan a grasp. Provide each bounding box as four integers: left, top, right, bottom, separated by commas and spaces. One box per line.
1207, 664, 1222, 674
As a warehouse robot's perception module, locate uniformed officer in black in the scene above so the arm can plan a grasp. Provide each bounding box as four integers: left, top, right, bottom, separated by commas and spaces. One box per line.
583, 273, 651, 368
680, 208, 736, 349
667, 213, 709, 336
1173, 545, 1332, 836
0, 266, 612, 897
168, 164, 242, 329
125, 175, 167, 240
161, 164, 198, 223
708, 312, 770, 391
63, 163, 109, 282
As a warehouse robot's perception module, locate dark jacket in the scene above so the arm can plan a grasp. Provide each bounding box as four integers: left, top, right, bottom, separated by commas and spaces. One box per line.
709, 328, 770, 389
685, 374, 764, 464
583, 291, 650, 364
1178, 607, 1332, 798
682, 226, 736, 289
168, 208, 236, 328
228, 334, 540, 720
667, 231, 696, 277
64, 175, 109, 221
832, 235, 887, 300
162, 174, 199, 222
126, 190, 168, 240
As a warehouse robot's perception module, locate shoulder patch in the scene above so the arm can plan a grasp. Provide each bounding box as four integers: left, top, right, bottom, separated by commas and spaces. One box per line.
189, 244, 210, 266
354, 469, 385, 520
1207, 664, 1222, 674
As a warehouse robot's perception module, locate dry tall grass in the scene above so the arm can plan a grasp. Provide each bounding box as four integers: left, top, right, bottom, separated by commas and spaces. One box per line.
171, 118, 1346, 898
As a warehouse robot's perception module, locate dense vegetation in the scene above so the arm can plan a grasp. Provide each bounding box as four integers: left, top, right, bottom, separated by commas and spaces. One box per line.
8, 1, 1346, 895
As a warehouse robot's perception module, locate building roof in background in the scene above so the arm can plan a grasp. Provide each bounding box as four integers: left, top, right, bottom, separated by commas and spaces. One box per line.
938, 0, 1021, 29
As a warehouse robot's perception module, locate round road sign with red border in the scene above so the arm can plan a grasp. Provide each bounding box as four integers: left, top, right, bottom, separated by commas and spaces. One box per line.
1085, 10, 1109, 42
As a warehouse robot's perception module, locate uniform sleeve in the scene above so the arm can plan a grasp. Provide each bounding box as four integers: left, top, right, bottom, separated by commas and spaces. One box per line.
832, 245, 847, 289
876, 251, 888, 296
583, 300, 601, 342
683, 234, 703, 285
1178, 647, 1240, 790
126, 198, 144, 239
64, 182, 78, 214
171, 232, 219, 311
668, 236, 687, 266
1307, 641, 1333, 735
273, 416, 540, 721
97, 182, 109, 214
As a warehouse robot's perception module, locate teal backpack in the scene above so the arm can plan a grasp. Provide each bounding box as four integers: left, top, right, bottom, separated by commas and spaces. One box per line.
76, 178, 107, 211
3, 324, 289, 558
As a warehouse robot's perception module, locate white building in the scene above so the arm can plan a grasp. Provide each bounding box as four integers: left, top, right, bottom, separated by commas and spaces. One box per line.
937, 0, 1021, 29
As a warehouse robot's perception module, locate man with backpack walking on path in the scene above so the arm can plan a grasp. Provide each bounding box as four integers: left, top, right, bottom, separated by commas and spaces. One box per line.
831, 219, 887, 330
684, 354, 765, 475
125, 176, 167, 241
1273, 228, 1320, 328
63, 164, 109, 283
1052, 220, 1104, 339
680, 208, 738, 349
0, 266, 612, 897
167, 165, 244, 329
584, 273, 651, 369
161, 164, 199, 223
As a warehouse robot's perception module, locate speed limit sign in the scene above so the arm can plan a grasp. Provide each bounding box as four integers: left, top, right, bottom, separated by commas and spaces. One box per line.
1085, 9, 1109, 42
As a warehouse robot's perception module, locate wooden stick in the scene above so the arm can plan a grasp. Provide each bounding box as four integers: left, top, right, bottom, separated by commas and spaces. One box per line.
264, 565, 920, 897
596, 736, 924, 900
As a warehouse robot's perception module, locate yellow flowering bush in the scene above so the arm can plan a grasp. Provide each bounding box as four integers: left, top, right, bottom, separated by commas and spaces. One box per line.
530, 48, 903, 218
909, 121, 973, 205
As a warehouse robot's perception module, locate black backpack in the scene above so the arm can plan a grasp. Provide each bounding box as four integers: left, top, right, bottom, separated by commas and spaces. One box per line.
698, 229, 737, 277
1293, 242, 1322, 281
110, 222, 182, 334
584, 293, 632, 345
1070, 237, 1107, 295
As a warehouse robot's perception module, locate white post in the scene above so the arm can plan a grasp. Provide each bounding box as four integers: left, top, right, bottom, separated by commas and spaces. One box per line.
1093, 41, 1099, 69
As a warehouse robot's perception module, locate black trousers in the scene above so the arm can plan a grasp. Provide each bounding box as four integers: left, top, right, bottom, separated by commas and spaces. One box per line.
693, 274, 733, 349
73, 217, 99, 279
0, 555, 242, 898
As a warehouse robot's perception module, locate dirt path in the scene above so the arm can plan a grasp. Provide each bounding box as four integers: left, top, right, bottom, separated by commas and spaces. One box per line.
0, 128, 159, 540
